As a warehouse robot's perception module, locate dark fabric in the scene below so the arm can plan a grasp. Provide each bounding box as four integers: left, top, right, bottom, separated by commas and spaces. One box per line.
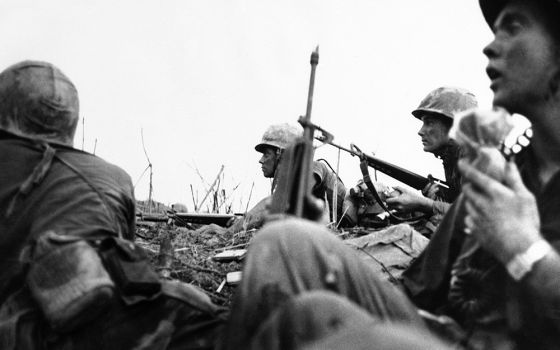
0, 132, 226, 349
3, 283, 225, 350
402, 146, 560, 349
434, 139, 463, 203
249, 291, 377, 350
0, 132, 135, 299
221, 218, 425, 350
312, 160, 346, 221
492, 147, 560, 349
401, 196, 468, 312
302, 317, 453, 350
59, 281, 225, 350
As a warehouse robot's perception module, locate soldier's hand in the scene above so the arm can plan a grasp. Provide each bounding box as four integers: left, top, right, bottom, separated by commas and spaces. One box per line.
460, 159, 541, 264
422, 182, 441, 199
386, 186, 433, 213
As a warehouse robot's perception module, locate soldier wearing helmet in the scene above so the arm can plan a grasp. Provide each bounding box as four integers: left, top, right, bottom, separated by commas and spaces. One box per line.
255, 123, 302, 180
402, 1, 560, 347
198, 123, 348, 236
197, 124, 302, 235
218, 1, 560, 349
255, 123, 347, 222
386, 87, 477, 228
0, 61, 223, 349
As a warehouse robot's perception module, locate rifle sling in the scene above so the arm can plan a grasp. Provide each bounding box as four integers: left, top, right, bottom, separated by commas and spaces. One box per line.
359, 160, 426, 223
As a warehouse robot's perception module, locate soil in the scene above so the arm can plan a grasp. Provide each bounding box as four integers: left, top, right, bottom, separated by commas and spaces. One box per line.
135, 221, 379, 308
135, 223, 252, 307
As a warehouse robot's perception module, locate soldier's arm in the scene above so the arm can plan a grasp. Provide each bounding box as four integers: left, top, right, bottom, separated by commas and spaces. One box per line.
460, 159, 560, 329
385, 185, 434, 214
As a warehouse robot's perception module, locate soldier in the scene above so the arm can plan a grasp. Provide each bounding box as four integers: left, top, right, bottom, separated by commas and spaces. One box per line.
198, 123, 347, 235
255, 123, 347, 223
386, 87, 477, 225
221, 0, 560, 349
0, 61, 224, 349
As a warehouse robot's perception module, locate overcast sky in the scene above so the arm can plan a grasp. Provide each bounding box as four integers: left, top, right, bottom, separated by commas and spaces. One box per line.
1, 0, 524, 212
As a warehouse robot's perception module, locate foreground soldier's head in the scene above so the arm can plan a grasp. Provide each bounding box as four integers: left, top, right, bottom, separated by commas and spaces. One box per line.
255, 123, 301, 178
0, 60, 79, 147
412, 87, 478, 154
480, 0, 560, 123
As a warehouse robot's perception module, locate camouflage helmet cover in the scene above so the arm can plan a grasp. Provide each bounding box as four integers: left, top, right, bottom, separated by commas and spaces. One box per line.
255, 123, 302, 152
0, 60, 79, 146
412, 87, 478, 121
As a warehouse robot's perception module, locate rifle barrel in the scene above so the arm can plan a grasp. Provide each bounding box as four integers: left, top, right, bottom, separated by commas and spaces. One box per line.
294, 47, 319, 217
323, 139, 449, 190
173, 213, 239, 226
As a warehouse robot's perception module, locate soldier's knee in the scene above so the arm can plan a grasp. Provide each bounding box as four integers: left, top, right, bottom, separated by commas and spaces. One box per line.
253, 217, 331, 249
293, 291, 374, 324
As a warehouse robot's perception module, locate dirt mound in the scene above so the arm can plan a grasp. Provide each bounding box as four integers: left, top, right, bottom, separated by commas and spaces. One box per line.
136, 223, 252, 307
136, 222, 406, 308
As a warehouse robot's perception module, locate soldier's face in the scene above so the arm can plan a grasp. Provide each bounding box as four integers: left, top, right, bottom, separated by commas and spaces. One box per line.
259, 147, 279, 178
417, 114, 450, 153
483, 1, 559, 117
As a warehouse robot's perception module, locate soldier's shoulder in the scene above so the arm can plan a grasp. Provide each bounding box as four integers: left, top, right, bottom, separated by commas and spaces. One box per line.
58, 148, 133, 188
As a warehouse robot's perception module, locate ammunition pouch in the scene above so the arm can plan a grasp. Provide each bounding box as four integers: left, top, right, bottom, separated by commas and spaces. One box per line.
26, 231, 115, 332
26, 231, 161, 333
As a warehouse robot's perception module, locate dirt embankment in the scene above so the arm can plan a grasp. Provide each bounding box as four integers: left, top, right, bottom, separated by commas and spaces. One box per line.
136, 223, 252, 307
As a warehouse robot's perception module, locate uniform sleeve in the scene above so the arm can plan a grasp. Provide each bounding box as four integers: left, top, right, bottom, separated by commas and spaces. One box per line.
312, 161, 326, 190
432, 200, 450, 217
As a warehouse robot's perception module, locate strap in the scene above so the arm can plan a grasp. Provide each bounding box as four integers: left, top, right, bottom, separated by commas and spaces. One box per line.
359, 159, 426, 223
5, 141, 124, 239
54, 153, 124, 239
5, 142, 56, 218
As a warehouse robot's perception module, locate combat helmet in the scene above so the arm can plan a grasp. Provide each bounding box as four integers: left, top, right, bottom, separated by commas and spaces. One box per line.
412, 87, 478, 121
0, 61, 79, 146
479, 0, 560, 29
255, 123, 302, 152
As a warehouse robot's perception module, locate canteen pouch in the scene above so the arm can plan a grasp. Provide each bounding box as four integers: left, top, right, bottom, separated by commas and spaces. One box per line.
26, 231, 115, 332
99, 237, 161, 297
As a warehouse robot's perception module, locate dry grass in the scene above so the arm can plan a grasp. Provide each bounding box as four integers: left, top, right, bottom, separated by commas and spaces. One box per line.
136, 223, 254, 307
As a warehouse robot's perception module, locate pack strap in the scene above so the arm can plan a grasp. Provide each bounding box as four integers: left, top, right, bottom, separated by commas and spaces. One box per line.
5, 143, 55, 218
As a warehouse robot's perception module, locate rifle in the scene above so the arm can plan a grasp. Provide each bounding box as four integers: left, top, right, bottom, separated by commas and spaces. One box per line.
268, 47, 324, 220
317, 138, 449, 191
136, 212, 241, 227
312, 135, 448, 223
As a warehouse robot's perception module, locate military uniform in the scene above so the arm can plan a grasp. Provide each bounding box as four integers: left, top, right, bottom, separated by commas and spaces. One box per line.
0, 61, 225, 350
312, 161, 346, 223
404, 145, 560, 349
